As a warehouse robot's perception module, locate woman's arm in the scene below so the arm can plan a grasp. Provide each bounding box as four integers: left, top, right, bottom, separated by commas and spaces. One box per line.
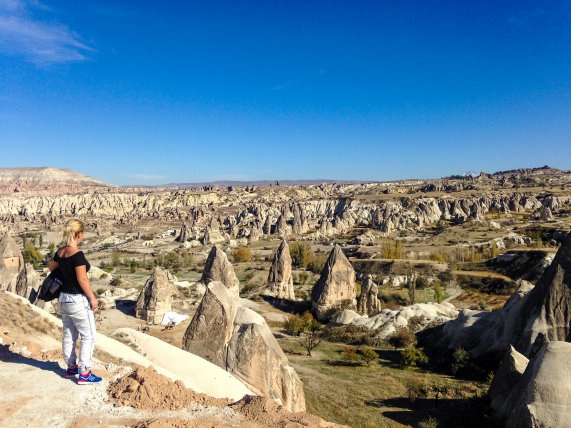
48, 260, 58, 272
75, 265, 98, 311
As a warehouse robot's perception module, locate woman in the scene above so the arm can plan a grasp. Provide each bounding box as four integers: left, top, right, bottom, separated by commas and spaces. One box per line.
49, 218, 102, 385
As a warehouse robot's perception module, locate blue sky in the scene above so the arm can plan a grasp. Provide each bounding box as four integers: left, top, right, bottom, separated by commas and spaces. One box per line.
0, 0, 570, 185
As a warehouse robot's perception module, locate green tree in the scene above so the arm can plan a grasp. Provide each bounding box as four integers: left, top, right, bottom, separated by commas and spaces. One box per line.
401, 345, 429, 368
289, 242, 315, 269
433, 281, 444, 303
408, 275, 416, 305
22, 241, 43, 265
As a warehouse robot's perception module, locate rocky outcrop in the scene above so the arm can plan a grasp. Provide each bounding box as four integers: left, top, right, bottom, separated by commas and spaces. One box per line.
266, 240, 295, 300
429, 234, 571, 360
311, 245, 357, 321
334, 302, 458, 338
200, 245, 240, 295
0, 233, 23, 292
489, 346, 529, 418
175, 223, 188, 242
136, 267, 179, 324
356, 274, 381, 316
183, 281, 305, 412
489, 341, 571, 428
13, 263, 39, 298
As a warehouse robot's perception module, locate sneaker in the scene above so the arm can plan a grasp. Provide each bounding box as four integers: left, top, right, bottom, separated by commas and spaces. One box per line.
77, 371, 102, 385
65, 366, 79, 378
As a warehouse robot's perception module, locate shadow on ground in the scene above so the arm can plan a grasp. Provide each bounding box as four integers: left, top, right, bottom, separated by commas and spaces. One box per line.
260, 295, 311, 313
115, 299, 136, 316
0, 344, 63, 377
366, 396, 496, 428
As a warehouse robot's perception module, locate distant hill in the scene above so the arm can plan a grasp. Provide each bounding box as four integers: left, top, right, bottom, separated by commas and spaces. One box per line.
0, 167, 111, 193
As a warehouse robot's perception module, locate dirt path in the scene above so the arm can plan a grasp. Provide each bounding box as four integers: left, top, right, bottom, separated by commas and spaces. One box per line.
0, 352, 235, 428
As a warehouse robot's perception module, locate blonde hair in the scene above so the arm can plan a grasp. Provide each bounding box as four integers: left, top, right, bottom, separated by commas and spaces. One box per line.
61, 218, 85, 245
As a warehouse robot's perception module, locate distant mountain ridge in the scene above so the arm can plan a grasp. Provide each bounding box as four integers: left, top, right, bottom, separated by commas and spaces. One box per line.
0, 167, 111, 193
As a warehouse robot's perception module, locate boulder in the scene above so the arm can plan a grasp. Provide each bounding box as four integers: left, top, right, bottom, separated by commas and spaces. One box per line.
200, 245, 240, 295
356, 274, 381, 316
311, 244, 357, 321
136, 267, 179, 324
183, 282, 305, 412
266, 240, 295, 300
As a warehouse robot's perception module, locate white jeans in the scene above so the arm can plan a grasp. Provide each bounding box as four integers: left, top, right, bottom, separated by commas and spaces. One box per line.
58, 293, 96, 372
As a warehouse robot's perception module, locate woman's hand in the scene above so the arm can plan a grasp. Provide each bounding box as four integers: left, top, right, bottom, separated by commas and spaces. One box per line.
89, 297, 99, 312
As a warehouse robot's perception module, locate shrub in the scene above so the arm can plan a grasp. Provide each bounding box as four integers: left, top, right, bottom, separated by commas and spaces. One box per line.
405, 378, 428, 402
110, 277, 122, 287
479, 300, 489, 310
415, 276, 429, 289
96, 288, 106, 296
401, 345, 429, 368
388, 328, 413, 350
451, 347, 469, 375
111, 253, 121, 267
233, 247, 252, 263
295, 271, 310, 285
359, 346, 378, 366
341, 347, 361, 365
418, 416, 439, 428
283, 312, 314, 336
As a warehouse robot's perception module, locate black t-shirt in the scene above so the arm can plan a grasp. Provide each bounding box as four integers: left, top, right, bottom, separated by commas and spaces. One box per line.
53, 250, 91, 295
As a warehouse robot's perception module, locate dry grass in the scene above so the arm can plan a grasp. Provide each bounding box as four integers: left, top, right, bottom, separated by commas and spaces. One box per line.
0, 292, 60, 338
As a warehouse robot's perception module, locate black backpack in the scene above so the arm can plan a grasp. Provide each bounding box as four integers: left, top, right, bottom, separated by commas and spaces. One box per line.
37, 269, 64, 301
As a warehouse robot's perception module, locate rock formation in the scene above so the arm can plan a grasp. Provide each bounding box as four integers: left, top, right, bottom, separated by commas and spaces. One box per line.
489, 341, 571, 428
356, 275, 381, 316
273, 214, 290, 236
334, 302, 458, 338
266, 240, 295, 300
200, 245, 240, 295
136, 267, 179, 324
311, 245, 357, 321
183, 281, 305, 412
175, 223, 188, 242
14, 263, 39, 298
427, 233, 571, 360
0, 233, 24, 292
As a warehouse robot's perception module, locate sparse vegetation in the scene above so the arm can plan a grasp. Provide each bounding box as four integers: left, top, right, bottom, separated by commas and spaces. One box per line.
233, 246, 253, 263
401, 345, 429, 368
388, 328, 414, 350
451, 347, 470, 375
